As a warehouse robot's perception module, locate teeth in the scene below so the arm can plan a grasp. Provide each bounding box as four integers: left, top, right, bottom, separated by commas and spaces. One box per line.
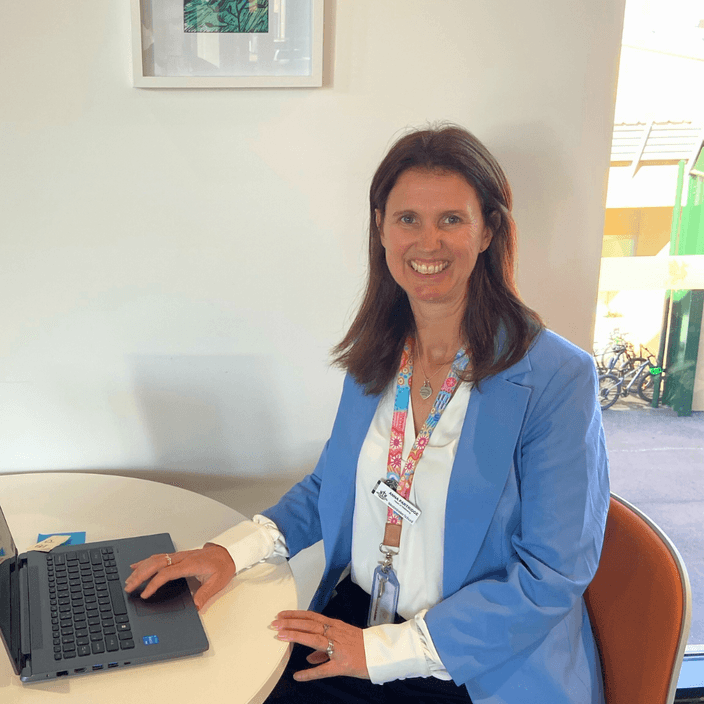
411, 261, 448, 275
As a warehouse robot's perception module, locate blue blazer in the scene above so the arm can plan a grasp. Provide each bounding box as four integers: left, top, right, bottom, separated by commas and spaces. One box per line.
263, 330, 609, 704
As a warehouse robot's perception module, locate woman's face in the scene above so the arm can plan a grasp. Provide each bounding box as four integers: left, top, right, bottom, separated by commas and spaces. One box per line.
376, 168, 493, 312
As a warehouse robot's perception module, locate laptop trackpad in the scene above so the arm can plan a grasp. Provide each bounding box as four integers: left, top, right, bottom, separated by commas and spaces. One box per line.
129, 578, 187, 615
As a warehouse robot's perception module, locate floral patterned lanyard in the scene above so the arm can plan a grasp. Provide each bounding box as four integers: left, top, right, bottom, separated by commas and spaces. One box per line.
384, 338, 469, 535
368, 338, 468, 627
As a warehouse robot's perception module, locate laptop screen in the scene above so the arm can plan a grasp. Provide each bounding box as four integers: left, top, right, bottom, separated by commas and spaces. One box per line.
0, 506, 20, 675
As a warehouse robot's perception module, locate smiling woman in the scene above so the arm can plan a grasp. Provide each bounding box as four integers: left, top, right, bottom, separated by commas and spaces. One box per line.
373, 167, 496, 433
126, 125, 610, 704
334, 126, 544, 396
376, 169, 493, 313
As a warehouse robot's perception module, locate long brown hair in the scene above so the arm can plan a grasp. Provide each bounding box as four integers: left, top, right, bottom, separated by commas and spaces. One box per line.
333, 125, 543, 394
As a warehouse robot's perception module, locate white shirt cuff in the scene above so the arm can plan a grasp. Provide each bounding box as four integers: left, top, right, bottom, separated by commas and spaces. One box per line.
363, 610, 451, 684
210, 514, 289, 574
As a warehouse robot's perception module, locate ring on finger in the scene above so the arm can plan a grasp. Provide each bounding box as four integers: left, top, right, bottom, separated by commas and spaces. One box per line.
326, 639, 334, 658
164, 554, 172, 567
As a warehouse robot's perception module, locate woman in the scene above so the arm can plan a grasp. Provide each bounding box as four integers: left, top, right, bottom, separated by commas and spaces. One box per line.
126, 125, 609, 704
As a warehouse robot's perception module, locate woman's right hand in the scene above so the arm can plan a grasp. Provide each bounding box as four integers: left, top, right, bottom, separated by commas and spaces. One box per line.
124, 543, 236, 611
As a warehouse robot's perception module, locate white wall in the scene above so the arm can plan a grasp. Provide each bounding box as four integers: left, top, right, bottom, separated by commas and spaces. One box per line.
0, 1, 625, 509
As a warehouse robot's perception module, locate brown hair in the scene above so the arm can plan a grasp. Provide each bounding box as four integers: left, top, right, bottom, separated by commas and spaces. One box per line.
333, 124, 543, 394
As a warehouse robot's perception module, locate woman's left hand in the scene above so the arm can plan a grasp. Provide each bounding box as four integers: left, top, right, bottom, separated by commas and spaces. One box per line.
271, 610, 369, 681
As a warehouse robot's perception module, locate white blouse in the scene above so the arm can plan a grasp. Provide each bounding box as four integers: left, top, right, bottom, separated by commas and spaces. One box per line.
212, 381, 471, 684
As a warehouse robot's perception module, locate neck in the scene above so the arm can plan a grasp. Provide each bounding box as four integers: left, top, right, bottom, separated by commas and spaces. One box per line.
412, 300, 466, 369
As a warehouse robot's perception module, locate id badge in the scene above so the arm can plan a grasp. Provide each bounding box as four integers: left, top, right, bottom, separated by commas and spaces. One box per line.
367, 564, 400, 627
371, 479, 421, 524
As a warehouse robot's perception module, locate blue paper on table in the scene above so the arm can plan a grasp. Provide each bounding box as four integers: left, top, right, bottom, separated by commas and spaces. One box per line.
37, 531, 87, 546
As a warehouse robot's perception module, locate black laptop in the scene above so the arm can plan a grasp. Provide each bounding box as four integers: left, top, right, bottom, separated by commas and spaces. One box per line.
0, 505, 208, 682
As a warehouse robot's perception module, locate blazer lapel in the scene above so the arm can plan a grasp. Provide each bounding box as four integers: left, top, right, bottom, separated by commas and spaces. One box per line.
443, 371, 531, 597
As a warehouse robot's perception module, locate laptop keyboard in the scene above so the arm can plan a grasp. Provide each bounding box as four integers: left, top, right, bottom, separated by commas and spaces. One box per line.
46, 547, 135, 661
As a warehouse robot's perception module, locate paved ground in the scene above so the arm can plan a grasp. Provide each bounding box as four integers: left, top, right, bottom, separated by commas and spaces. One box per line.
601, 396, 704, 643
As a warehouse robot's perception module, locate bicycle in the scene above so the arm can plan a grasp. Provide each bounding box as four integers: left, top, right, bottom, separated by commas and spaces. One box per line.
597, 345, 663, 410
594, 330, 636, 376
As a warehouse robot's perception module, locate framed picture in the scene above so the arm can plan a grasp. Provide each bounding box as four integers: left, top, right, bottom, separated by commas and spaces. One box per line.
130, 0, 324, 88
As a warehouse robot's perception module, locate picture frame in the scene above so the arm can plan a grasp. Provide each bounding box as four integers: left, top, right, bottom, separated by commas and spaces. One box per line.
130, 0, 324, 88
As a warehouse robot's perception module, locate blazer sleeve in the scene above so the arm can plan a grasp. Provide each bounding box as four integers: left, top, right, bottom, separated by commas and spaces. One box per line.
425, 350, 610, 685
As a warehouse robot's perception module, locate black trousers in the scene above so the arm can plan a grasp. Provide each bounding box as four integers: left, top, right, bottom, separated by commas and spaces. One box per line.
265, 576, 473, 704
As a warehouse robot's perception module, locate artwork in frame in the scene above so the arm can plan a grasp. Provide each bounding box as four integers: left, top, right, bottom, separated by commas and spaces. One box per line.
183, 0, 269, 34
131, 0, 323, 88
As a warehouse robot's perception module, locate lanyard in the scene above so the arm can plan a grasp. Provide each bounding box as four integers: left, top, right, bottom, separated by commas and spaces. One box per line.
381, 338, 468, 551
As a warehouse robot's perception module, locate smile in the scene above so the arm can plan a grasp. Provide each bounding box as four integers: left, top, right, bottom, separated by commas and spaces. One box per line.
410, 260, 449, 275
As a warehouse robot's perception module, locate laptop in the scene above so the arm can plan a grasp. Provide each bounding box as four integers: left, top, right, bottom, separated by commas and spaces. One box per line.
0, 504, 209, 682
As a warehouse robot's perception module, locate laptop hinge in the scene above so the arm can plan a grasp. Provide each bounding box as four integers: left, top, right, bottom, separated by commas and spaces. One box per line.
18, 557, 30, 668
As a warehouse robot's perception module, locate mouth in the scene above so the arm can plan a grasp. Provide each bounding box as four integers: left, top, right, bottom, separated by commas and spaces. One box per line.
410, 260, 449, 275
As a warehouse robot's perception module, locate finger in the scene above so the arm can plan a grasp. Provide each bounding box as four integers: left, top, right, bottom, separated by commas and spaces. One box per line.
130, 556, 190, 599
126, 553, 166, 576
127, 569, 172, 599
124, 555, 169, 592
275, 629, 327, 653
275, 610, 326, 622
193, 572, 231, 610
271, 617, 328, 634
293, 662, 337, 682
306, 651, 329, 665
133, 560, 196, 599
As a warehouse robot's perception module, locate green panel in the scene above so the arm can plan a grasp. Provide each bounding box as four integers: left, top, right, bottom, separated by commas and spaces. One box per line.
692, 203, 704, 255
680, 173, 703, 256
679, 178, 696, 254
669, 161, 686, 255
655, 161, 687, 407
657, 162, 704, 414
692, 177, 704, 256
663, 290, 704, 416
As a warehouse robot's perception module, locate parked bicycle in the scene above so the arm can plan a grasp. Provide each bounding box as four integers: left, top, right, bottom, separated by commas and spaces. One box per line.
594, 329, 635, 376
597, 341, 664, 410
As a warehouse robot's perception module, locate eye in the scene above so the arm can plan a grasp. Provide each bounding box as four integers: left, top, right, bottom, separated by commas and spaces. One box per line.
444, 214, 462, 225
399, 214, 416, 225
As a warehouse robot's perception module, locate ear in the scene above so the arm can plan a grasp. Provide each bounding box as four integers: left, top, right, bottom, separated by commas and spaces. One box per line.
479, 227, 493, 253
375, 209, 386, 247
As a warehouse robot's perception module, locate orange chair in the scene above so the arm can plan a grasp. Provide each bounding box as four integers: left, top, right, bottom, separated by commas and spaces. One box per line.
584, 493, 692, 704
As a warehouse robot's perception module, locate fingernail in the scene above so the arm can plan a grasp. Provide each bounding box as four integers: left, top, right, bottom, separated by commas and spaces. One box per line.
276, 634, 292, 641
270, 622, 281, 630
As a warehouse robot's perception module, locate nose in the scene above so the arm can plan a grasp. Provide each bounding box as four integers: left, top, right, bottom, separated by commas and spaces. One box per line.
417, 223, 442, 252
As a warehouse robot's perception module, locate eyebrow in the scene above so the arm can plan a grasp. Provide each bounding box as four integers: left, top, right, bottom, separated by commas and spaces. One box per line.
390, 208, 470, 217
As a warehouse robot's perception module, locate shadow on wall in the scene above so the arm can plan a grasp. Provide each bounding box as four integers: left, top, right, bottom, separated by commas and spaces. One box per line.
128, 354, 293, 494
126, 354, 326, 605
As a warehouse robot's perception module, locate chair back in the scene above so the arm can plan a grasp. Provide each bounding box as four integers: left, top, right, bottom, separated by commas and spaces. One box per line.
584, 493, 691, 704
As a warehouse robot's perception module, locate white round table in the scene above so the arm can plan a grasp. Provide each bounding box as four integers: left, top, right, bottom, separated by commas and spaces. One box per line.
0, 472, 296, 704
